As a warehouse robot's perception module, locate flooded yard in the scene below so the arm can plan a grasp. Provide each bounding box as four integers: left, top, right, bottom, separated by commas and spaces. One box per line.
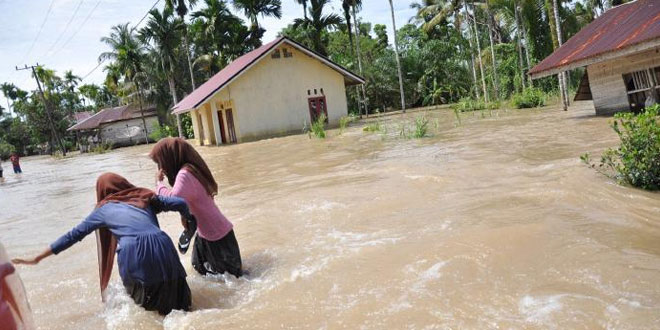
2, 101, 659, 329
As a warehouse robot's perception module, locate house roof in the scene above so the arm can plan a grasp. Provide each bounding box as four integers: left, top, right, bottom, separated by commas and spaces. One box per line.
529, 0, 660, 79
68, 104, 157, 131
172, 36, 366, 114
72, 111, 93, 123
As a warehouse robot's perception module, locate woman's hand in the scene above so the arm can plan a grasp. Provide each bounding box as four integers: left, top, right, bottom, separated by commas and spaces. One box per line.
155, 169, 165, 183
12, 257, 40, 265
12, 247, 53, 266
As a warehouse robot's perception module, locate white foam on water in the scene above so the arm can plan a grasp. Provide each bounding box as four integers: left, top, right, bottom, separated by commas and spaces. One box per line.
518, 294, 563, 324
295, 199, 347, 214
420, 262, 447, 281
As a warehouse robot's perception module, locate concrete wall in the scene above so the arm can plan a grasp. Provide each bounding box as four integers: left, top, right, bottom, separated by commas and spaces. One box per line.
587, 48, 660, 115
99, 116, 158, 146
192, 43, 350, 144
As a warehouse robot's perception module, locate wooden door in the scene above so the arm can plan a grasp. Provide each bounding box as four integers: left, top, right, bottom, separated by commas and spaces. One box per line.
217, 111, 227, 144
308, 96, 328, 123
226, 109, 237, 143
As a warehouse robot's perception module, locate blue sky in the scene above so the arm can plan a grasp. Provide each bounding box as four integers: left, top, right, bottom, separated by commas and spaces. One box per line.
0, 0, 416, 112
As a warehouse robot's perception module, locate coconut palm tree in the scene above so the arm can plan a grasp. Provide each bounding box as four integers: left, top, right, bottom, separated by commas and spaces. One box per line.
99, 23, 149, 142
165, 0, 199, 89
387, 0, 406, 112
293, 0, 342, 56
296, 0, 308, 20
231, 0, 282, 34
140, 7, 185, 136
1, 83, 18, 117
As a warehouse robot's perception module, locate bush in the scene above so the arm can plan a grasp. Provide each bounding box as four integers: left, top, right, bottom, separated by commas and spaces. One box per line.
339, 115, 357, 134
0, 142, 14, 160
512, 88, 545, 108
149, 123, 176, 141
92, 142, 113, 154
583, 105, 660, 190
411, 116, 429, 138
311, 114, 326, 139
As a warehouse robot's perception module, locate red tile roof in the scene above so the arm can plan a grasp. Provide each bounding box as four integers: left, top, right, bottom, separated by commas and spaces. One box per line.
72, 111, 93, 123
68, 104, 157, 131
172, 36, 365, 114
529, 0, 660, 78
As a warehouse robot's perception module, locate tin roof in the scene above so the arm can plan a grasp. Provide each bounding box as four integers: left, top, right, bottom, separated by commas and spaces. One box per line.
172, 36, 365, 114
529, 0, 660, 78
68, 104, 157, 131
72, 111, 93, 123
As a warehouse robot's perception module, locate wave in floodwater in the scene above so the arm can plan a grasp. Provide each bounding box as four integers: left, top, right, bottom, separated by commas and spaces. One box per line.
2, 102, 660, 329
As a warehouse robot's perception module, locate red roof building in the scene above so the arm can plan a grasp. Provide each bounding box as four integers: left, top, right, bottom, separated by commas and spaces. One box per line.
530, 0, 660, 115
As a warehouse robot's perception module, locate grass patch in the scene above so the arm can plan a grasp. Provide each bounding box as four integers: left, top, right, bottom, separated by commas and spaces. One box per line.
339, 114, 358, 134
363, 121, 382, 133
311, 113, 327, 139
411, 116, 429, 138
92, 142, 113, 154
452, 98, 501, 113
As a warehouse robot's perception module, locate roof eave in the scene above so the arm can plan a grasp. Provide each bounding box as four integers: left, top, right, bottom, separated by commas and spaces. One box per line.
530, 38, 660, 80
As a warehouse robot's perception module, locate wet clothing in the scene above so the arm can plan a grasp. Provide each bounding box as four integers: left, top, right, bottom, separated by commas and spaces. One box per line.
9, 156, 20, 174
157, 168, 242, 277
50, 196, 193, 313
192, 230, 242, 277
125, 277, 191, 315
157, 168, 233, 241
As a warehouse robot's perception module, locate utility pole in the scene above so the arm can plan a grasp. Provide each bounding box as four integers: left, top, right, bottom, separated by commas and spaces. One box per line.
16, 64, 67, 156
388, 0, 406, 113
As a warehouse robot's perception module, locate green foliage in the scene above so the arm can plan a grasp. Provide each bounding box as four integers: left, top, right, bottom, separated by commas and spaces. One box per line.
181, 113, 194, 139
0, 141, 15, 160
92, 142, 114, 154
311, 113, 327, 139
149, 122, 177, 141
338, 114, 357, 134
363, 121, 382, 133
512, 88, 546, 109
584, 105, 660, 190
411, 116, 429, 138
452, 98, 501, 112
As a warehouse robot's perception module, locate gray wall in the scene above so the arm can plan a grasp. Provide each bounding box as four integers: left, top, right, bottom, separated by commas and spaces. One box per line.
100, 117, 159, 146
588, 48, 660, 115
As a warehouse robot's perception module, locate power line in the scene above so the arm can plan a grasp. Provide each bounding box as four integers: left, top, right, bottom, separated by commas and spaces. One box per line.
41, 0, 86, 60
50, 0, 102, 58
20, 0, 56, 64
80, 0, 162, 82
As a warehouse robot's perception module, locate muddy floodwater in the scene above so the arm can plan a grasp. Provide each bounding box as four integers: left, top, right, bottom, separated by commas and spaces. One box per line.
2, 102, 660, 329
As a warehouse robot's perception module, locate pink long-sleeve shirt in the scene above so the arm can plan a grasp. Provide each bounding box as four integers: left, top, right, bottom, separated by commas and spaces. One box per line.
156, 168, 233, 241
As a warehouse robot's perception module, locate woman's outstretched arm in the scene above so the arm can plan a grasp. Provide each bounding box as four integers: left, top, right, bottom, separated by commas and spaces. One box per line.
12, 247, 53, 265
13, 208, 105, 265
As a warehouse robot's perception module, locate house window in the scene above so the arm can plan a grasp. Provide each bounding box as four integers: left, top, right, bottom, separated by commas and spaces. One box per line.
271, 49, 281, 59
283, 48, 292, 58
623, 68, 658, 112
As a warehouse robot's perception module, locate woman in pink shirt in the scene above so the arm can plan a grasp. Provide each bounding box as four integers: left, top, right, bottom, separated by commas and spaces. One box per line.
149, 138, 242, 277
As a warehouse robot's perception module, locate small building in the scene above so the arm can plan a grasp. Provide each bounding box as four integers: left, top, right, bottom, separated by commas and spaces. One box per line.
529, 0, 660, 115
172, 36, 365, 145
68, 104, 158, 147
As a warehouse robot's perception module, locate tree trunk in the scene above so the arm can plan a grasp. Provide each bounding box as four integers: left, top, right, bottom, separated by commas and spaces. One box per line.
553, 0, 569, 110
471, 1, 489, 103
463, 0, 480, 100
485, 1, 499, 99
166, 59, 183, 138
514, 1, 526, 91
183, 26, 196, 90
547, 0, 568, 110
136, 81, 150, 144
352, 6, 368, 116
388, 0, 406, 112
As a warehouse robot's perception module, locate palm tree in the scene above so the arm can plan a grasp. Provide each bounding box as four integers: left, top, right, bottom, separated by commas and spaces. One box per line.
545, 0, 568, 110
293, 0, 342, 56
346, 0, 368, 115
1, 83, 18, 117
387, 0, 406, 112
99, 23, 149, 143
140, 7, 185, 136
165, 0, 199, 90
296, 0, 308, 20
63, 71, 81, 93
231, 0, 282, 34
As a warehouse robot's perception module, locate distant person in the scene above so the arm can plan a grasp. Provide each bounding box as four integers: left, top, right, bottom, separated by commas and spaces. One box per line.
149, 138, 243, 278
0, 159, 4, 181
12, 173, 194, 315
9, 153, 21, 174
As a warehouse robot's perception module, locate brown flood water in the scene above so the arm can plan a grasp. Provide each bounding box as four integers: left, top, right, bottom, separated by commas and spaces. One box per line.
1, 101, 660, 329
